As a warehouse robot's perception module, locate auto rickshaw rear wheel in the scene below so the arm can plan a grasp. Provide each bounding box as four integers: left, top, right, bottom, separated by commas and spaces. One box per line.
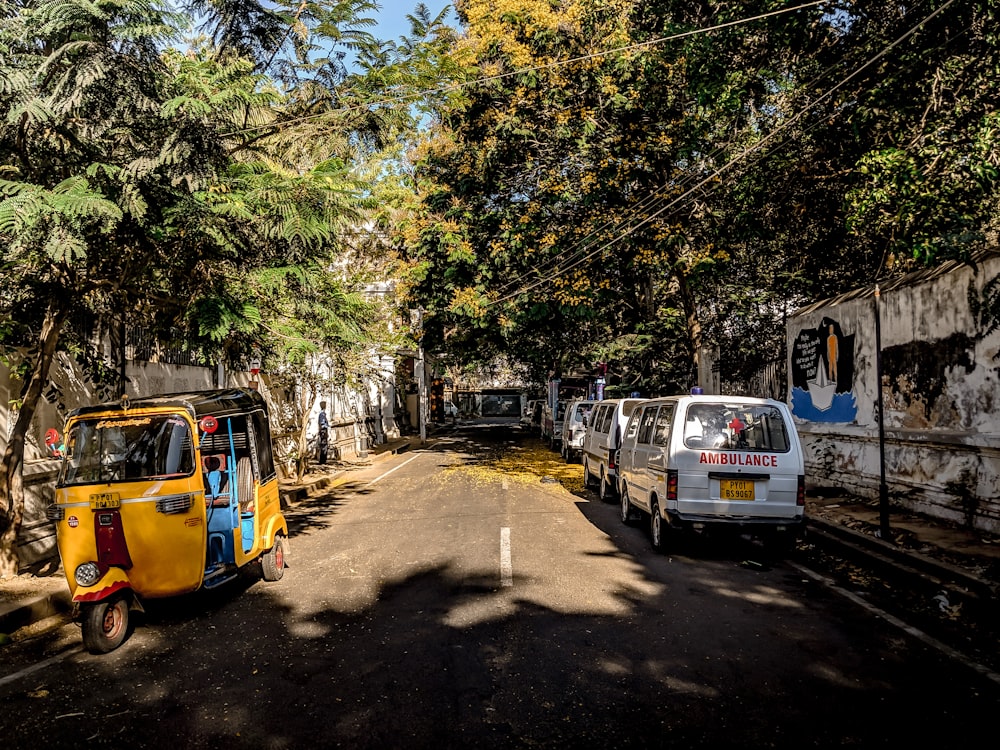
262, 534, 286, 581
81, 595, 130, 654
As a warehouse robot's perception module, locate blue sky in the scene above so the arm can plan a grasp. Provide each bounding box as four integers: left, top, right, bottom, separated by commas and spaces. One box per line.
373, 1, 457, 44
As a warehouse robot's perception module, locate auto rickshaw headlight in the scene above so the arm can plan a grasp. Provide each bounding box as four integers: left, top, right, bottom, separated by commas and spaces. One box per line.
75, 562, 102, 588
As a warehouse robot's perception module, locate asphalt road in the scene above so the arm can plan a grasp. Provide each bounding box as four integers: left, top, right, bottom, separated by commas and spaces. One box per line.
1, 422, 997, 748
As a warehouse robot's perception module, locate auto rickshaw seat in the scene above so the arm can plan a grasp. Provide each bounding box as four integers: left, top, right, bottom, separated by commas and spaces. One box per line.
235, 456, 256, 514
203, 454, 231, 506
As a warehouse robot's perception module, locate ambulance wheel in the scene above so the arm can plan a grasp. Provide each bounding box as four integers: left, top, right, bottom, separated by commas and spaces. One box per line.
81, 595, 130, 654
262, 534, 286, 581
650, 500, 667, 553
620, 485, 638, 525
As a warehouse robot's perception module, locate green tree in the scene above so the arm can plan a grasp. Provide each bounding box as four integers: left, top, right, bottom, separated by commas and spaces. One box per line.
405, 0, 840, 390
405, 0, 1000, 393
0, 0, 386, 575
0, 0, 197, 576
841, 0, 1000, 266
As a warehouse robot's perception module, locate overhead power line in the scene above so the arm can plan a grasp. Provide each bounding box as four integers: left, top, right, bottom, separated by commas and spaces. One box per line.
222, 1, 828, 138
484, 0, 958, 308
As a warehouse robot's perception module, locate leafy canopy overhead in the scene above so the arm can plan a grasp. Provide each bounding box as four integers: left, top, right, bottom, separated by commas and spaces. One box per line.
403, 0, 1000, 393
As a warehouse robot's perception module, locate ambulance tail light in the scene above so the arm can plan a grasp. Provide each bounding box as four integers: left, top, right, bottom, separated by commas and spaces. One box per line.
667, 470, 678, 503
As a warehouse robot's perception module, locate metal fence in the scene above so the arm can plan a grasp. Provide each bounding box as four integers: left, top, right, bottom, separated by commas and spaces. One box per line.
717, 356, 787, 401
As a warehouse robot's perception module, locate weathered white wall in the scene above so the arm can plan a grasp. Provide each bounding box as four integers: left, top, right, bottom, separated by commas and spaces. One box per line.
787, 253, 1000, 534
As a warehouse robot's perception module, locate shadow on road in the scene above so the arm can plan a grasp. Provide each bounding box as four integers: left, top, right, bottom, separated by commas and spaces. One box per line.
4, 422, 998, 748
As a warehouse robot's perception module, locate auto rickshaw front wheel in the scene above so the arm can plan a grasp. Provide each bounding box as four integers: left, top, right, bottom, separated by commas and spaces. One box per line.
81, 595, 130, 654
262, 534, 286, 582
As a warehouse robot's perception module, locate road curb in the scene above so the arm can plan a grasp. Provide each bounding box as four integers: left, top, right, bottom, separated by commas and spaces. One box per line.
0, 590, 72, 640
805, 515, 998, 601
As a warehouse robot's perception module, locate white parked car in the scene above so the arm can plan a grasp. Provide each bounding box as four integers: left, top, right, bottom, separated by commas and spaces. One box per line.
617, 395, 805, 554
560, 399, 598, 462
444, 401, 458, 418
581, 398, 645, 500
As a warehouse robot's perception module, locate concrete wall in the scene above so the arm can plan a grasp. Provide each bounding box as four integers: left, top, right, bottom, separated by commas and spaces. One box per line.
787, 253, 1000, 534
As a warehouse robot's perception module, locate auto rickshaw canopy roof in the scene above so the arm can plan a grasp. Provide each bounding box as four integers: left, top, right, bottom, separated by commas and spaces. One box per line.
67, 388, 268, 421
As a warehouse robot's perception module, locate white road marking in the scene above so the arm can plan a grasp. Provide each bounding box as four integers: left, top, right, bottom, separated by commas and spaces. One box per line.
500, 527, 513, 587
368, 453, 422, 485
790, 561, 1000, 687
0, 648, 81, 688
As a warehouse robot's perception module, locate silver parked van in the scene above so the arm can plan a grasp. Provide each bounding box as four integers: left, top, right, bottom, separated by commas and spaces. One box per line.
617, 395, 805, 553
561, 399, 598, 462
581, 398, 646, 501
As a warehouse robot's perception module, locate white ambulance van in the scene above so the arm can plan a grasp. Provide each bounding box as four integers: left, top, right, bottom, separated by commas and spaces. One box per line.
581, 397, 646, 500
616, 394, 805, 554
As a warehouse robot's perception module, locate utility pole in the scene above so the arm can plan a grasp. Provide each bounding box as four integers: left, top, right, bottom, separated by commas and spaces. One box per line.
411, 309, 427, 444
874, 285, 891, 540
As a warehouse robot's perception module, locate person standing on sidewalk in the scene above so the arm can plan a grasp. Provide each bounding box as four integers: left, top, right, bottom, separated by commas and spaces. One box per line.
318, 401, 330, 465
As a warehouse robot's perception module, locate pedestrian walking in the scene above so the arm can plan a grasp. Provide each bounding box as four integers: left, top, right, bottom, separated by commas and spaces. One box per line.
318, 401, 329, 465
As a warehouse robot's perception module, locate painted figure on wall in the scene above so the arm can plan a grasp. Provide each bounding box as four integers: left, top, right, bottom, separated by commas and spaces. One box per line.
44, 428, 65, 458
791, 317, 858, 422
826, 324, 838, 382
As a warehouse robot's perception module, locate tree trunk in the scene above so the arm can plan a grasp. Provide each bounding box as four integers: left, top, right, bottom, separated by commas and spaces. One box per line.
674, 267, 704, 388
0, 301, 68, 578
295, 385, 319, 482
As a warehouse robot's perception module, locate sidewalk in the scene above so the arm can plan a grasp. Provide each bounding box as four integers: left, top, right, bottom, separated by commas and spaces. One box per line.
805, 494, 1000, 597
2, 429, 997, 644
276, 432, 421, 506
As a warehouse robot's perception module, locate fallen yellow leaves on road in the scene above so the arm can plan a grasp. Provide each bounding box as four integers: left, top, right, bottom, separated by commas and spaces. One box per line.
442, 442, 586, 496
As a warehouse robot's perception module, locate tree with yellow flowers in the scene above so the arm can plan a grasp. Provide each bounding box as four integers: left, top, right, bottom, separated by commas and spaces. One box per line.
406, 0, 1000, 395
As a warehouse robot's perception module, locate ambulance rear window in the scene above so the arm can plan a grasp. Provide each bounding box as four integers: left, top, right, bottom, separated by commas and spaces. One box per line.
683, 404, 790, 452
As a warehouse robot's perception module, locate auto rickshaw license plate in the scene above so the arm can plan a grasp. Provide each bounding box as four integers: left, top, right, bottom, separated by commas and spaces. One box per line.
89, 492, 121, 509
720, 480, 755, 501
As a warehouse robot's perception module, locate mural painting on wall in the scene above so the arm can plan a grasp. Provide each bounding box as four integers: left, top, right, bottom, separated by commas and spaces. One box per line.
791, 317, 858, 422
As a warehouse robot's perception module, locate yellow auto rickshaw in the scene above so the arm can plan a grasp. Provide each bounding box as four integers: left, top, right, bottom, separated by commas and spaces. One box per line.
48, 388, 288, 653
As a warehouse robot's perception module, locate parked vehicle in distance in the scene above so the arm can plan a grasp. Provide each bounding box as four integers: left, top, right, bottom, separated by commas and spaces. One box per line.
521, 399, 543, 429
541, 400, 567, 447
616, 394, 805, 554
444, 401, 458, 418
560, 399, 598, 462
582, 398, 645, 500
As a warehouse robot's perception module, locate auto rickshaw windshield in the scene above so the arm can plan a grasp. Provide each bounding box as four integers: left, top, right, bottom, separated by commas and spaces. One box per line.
58, 414, 195, 486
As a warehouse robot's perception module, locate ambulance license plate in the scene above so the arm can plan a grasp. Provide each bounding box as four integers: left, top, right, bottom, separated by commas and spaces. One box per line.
720, 480, 755, 501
